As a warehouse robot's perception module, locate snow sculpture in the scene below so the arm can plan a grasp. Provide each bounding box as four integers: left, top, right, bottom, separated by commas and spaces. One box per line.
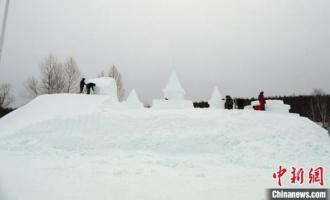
152, 71, 193, 109
163, 71, 185, 100
209, 86, 224, 109
87, 77, 118, 100
125, 89, 144, 109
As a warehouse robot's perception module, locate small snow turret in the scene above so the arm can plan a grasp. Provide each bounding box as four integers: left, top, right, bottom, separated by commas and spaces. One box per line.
163, 71, 185, 100
152, 70, 193, 109
209, 86, 224, 109
125, 89, 144, 109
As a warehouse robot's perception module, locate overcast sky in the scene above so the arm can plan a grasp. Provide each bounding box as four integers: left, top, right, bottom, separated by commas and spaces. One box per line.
0, 0, 329, 106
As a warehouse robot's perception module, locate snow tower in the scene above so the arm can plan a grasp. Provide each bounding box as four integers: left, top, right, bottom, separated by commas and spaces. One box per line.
152, 70, 193, 109
209, 86, 224, 109
125, 89, 144, 109
163, 71, 185, 100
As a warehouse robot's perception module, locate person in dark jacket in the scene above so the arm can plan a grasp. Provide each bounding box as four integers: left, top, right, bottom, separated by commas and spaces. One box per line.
86, 82, 96, 95
80, 78, 86, 93
225, 95, 234, 109
253, 91, 266, 111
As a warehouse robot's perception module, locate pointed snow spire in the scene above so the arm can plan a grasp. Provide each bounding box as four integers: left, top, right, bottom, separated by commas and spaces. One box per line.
126, 89, 143, 108
209, 86, 224, 109
163, 71, 185, 100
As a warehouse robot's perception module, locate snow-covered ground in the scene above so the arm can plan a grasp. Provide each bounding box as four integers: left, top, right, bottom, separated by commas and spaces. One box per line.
0, 94, 329, 200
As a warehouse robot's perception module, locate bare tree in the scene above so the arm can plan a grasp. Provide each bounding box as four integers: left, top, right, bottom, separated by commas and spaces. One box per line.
97, 70, 106, 78
24, 76, 40, 98
310, 89, 328, 127
0, 83, 14, 108
63, 57, 81, 93
39, 55, 65, 94
107, 65, 125, 101
25, 55, 83, 98
308, 99, 316, 121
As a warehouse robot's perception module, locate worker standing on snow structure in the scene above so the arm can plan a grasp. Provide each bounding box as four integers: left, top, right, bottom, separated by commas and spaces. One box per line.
253, 91, 266, 111
79, 78, 86, 93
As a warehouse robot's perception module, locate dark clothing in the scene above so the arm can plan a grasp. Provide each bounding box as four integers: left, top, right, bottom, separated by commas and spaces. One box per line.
86, 83, 95, 95
225, 96, 234, 110
235, 98, 245, 109
80, 78, 85, 93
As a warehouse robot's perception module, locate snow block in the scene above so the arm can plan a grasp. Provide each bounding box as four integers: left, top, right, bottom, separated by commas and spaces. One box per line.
87, 77, 118, 99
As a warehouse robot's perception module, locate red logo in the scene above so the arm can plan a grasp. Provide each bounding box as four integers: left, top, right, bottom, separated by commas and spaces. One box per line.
273, 166, 324, 187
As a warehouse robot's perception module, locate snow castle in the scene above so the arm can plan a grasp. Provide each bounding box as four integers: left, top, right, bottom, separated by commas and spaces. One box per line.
209, 86, 224, 109
152, 71, 193, 109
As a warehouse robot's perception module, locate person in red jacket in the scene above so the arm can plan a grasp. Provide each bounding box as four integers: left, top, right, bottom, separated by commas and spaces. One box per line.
253, 91, 266, 111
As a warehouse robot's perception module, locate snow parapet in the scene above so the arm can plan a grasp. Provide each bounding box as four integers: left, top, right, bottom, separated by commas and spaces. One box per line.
245, 100, 291, 113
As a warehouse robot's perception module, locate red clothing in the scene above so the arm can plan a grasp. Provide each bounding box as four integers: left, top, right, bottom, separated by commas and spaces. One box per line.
259, 94, 266, 108
253, 93, 266, 111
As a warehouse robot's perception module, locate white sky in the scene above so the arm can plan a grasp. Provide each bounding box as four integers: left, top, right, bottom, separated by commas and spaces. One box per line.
0, 0, 329, 106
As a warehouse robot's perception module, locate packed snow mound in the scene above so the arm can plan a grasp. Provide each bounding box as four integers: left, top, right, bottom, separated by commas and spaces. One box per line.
0, 94, 119, 137
87, 77, 117, 97
0, 106, 328, 166
163, 71, 186, 100
0, 95, 329, 200
125, 89, 144, 109
209, 86, 224, 109
245, 100, 291, 113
